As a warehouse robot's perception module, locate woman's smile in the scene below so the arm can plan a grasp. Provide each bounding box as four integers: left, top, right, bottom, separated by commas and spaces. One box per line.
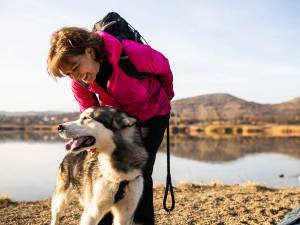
60, 48, 100, 83
81, 73, 95, 83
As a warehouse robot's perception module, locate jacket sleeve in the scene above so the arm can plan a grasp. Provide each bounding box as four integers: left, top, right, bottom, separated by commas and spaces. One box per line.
123, 40, 174, 100
71, 80, 100, 112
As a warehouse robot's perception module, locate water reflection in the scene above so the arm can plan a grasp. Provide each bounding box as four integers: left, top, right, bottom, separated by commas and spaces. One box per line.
2, 131, 300, 162
160, 136, 300, 162
153, 152, 300, 188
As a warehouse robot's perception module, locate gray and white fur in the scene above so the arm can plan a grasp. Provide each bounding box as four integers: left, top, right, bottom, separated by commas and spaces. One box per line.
50, 106, 148, 225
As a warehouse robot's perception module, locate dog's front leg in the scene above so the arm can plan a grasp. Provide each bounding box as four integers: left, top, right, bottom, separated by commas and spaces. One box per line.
80, 202, 110, 225
50, 191, 70, 225
112, 177, 144, 225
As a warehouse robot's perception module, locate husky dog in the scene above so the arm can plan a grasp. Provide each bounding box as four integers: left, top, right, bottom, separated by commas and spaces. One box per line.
50, 106, 148, 225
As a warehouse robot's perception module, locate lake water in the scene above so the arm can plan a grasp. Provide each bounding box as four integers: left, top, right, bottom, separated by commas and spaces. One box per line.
0, 134, 300, 201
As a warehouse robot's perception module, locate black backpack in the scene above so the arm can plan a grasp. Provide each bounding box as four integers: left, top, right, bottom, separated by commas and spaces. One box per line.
92, 12, 148, 45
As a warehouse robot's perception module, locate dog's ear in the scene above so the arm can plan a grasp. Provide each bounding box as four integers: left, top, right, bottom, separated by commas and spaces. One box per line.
121, 115, 137, 127
113, 113, 137, 129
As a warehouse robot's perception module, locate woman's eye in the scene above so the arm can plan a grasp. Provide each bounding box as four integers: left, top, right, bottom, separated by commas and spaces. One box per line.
73, 64, 80, 72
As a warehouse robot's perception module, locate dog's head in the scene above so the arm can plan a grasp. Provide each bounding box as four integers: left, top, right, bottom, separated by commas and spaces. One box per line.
57, 106, 137, 154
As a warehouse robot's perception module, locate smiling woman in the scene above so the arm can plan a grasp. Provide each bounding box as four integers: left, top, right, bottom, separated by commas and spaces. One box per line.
58, 48, 100, 83
46, 25, 174, 225
47, 27, 104, 82
48, 27, 104, 81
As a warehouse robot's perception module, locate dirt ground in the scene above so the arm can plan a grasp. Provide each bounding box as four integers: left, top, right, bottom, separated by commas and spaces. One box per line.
0, 183, 299, 225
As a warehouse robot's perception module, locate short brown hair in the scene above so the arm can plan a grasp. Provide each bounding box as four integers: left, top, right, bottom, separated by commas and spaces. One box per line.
47, 26, 104, 78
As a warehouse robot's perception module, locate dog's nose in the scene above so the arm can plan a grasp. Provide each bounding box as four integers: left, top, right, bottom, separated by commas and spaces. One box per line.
57, 124, 64, 132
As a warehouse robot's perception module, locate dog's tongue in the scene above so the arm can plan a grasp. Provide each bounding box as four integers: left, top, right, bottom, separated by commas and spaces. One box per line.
65, 137, 88, 151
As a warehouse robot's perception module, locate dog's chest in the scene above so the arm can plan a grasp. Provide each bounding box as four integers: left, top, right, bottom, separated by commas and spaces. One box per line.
98, 154, 122, 182
97, 153, 141, 183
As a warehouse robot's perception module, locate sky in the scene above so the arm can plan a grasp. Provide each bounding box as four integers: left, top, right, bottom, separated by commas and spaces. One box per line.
0, 0, 300, 112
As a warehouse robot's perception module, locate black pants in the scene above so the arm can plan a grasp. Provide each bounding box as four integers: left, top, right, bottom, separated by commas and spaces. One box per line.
98, 114, 169, 225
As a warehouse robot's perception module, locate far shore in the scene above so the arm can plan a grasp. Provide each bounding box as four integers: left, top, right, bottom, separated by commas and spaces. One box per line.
1, 183, 299, 225
1, 123, 300, 138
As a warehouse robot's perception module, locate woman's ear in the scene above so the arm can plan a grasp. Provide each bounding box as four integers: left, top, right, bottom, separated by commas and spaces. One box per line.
85, 48, 96, 59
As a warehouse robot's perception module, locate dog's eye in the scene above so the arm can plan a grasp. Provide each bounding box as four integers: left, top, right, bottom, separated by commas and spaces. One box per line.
81, 116, 92, 122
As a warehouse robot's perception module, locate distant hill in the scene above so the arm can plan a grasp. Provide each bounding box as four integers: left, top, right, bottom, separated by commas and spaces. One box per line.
0, 111, 79, 126
1, 94, 300, 125
171, 93, 300, 124
0, 111, 63, 117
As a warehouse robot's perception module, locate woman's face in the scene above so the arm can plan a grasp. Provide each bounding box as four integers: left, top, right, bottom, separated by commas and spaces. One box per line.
60, 48, 100, 83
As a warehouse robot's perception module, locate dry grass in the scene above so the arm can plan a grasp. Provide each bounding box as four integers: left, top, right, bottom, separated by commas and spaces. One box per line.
0, 195, 12, 209
1, 184, 300, 225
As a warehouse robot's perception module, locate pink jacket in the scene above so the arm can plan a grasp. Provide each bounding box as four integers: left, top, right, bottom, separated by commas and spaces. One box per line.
71, 32, 174, 122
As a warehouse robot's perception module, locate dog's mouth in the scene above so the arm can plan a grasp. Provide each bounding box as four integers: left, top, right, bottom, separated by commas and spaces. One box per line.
65, 136, 96, 151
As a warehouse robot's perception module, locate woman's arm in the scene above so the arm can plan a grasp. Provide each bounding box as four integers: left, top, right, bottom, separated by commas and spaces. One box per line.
71, 80, 100, 112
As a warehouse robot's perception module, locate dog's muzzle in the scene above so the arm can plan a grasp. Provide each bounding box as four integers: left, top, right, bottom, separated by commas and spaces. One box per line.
57, 124, 96, 152
64, 136, 96, 151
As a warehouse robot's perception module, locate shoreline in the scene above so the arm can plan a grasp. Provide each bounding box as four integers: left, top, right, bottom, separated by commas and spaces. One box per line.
1, 183, 299, 225
1, 123, 300, 137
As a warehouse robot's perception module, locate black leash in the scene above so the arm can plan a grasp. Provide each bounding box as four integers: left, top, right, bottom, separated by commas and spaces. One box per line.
163, 123, 175, 212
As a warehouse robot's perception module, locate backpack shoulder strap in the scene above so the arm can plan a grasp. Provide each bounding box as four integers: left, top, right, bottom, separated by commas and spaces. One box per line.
118, 48, 151, 80
75, 80, 98, 103
116, 37, 151, 80
77, 80, 89, 89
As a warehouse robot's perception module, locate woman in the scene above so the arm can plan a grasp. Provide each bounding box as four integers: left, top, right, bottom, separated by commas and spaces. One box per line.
47, 26, 174, 225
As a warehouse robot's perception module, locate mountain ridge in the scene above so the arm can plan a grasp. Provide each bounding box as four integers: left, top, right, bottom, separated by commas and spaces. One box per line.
171, 93, 300, 124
